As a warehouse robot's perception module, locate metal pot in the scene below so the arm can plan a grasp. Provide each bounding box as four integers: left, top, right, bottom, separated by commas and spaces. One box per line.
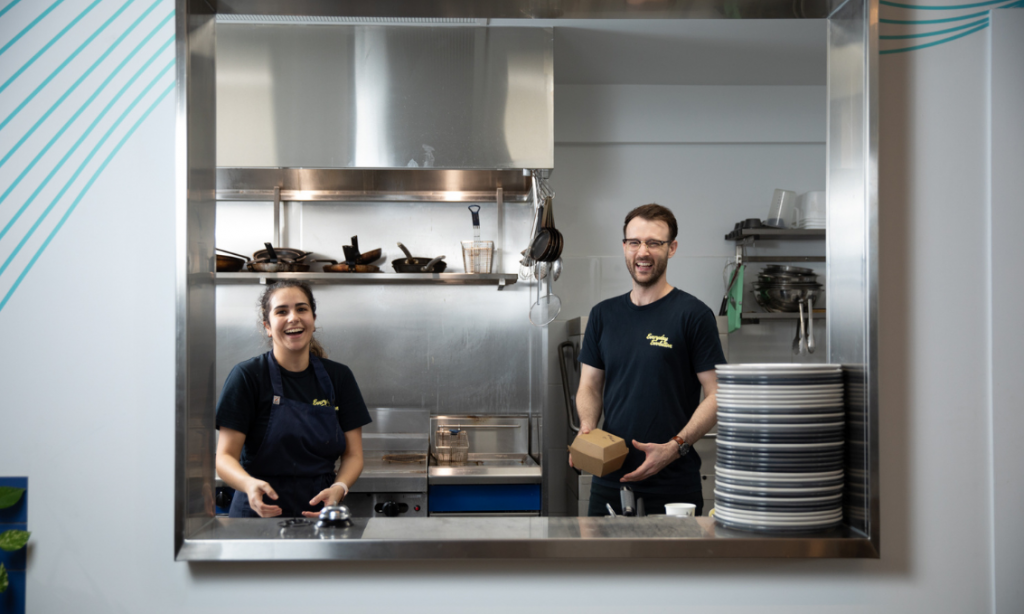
252, 246, 312, 263
753, 283, 822, 313
392, 242, 447, 273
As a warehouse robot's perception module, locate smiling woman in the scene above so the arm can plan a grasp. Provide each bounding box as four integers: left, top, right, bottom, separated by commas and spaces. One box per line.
214, 281, 372, 519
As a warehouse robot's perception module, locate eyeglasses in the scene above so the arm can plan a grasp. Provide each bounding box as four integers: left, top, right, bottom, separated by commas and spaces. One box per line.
622, 238, 669, 251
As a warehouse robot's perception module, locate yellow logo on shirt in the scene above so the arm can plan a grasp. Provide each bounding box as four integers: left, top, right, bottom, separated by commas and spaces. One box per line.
312, 399, 339, 410
647, 333, 673, 348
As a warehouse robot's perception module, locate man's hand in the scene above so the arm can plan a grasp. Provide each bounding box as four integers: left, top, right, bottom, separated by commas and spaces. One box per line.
620, 439, 678, 483
567, 422, 597, 469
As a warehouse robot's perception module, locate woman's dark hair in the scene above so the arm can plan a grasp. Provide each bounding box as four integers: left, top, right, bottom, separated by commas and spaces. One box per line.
623, 203, 678, 242
258, 280, 327, 358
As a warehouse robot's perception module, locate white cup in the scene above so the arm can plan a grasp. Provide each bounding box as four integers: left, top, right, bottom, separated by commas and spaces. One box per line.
664, 503, 696, 517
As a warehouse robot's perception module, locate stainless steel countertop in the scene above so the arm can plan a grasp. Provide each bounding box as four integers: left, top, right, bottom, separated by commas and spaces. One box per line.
178, 517, 875, 560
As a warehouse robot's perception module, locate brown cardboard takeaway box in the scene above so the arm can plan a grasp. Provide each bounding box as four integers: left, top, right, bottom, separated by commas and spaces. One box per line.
569, 429, 629, 477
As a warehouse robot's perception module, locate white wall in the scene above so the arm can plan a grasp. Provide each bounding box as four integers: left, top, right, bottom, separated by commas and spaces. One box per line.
0, 4, 1014, 613
551, 84, 828, 364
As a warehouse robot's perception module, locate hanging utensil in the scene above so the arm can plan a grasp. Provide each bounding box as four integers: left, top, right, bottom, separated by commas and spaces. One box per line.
529, 265, 561, 326
798, 300, 807, 354
792, 315, 802, 355
806, 297, 816, 353
720, 261, 741, 316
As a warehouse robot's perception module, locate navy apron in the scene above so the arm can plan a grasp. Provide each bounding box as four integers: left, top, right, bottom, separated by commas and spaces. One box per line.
229, 352, 347, 518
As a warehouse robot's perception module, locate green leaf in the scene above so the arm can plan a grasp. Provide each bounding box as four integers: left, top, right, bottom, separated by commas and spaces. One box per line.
0, 530, 29, 552
0, 486, 25, 510
0, 563, 7, 593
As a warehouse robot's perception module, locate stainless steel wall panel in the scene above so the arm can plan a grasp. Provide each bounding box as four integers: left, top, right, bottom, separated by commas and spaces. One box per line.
214, 199, 540, 417
826, 0, 878, 553
176, 0, 218, 555
215, 168, 533, 202
215, 0, 830, 19
216, 25, 553, 169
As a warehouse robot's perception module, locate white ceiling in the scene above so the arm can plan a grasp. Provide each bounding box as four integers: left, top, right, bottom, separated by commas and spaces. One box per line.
492, 19, 827, 86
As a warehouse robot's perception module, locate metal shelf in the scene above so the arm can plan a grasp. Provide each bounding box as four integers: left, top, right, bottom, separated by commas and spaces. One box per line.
742, 255, 826, 263
740, 311, 826, 324
725, 228, 825, 241
215, 272, 519, 289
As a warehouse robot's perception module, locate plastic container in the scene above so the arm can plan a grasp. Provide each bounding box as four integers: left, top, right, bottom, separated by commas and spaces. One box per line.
765, 189, 798, 228
462, 240, 494, 273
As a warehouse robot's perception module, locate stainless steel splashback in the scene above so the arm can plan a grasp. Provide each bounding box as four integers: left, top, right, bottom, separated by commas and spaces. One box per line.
214, 199, 541, 416
216, 24, 553, 169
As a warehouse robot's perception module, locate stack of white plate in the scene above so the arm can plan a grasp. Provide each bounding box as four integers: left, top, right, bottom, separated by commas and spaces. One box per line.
713, 364, 844, 532
795, 191, 826, 229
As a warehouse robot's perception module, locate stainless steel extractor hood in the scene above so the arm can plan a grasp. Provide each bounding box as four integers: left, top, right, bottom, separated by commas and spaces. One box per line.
216, 23, 553, 201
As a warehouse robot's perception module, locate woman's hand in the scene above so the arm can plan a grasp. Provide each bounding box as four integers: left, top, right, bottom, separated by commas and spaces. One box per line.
245, 479, 282, 517
301, 483, 348, 518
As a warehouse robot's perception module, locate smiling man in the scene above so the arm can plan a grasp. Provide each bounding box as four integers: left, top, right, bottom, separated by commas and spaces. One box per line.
573, 204, 725, 516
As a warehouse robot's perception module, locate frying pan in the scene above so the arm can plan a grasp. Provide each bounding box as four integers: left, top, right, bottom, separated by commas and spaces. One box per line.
252, 246, 312, 262
247, 243, 310, 272
392, 242, 447, 273
528, 196, 563, 262
215, 248, 247, 272
217, 247, 312, 273
314, 260, 381, 273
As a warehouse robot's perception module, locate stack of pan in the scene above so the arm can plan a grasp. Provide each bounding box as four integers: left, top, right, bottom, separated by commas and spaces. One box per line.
713, 364, 845, 533
752, 265, 821, 313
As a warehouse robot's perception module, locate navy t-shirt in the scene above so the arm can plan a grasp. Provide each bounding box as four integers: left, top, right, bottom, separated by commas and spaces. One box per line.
578, 289, 726, 495
216, 353, 372, 470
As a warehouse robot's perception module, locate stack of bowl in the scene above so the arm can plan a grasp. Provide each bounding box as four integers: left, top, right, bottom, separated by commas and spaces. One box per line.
713, 364, 845, 533
752, 265, 822, 313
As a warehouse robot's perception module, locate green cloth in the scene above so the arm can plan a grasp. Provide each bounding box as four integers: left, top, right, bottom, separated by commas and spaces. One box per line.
726, 264, 745, 333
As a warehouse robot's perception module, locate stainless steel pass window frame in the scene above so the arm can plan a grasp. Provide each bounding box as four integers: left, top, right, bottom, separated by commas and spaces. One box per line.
174, 0, 879, 561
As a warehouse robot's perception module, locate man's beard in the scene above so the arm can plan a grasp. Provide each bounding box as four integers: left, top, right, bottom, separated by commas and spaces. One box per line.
626, 255, 667, 288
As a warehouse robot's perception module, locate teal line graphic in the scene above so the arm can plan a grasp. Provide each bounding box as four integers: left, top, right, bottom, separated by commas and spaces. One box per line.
0, 34, 174, 244
0, 0, 64, 58
0, 0, 139, 133
0, 4, 168, 166
881, 8, 991, 22
880, 20, 989, 53
881, 0, 1018, 21
882, 0, 1010, 8
0, 58, 174, 281
0, 19, 172, 214
0, 80, 176, 313
881, 16, 988, 38
0, 0, 26, 21
0, 0, 101, 94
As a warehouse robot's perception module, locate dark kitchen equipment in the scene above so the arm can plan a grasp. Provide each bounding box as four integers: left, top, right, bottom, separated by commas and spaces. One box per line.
247, 261, 311, 273
252, 246, 312, 263
356, 248, 382, 265
215, 248, 247, 272
245, 243, 311, 272
392, 242, 447, 273
528, 196, 563, 263
313, 259, 381, 273
344, 408, 430, 519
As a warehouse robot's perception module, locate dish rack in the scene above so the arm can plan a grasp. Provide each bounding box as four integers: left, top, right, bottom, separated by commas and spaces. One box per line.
434, 428, 470, 465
